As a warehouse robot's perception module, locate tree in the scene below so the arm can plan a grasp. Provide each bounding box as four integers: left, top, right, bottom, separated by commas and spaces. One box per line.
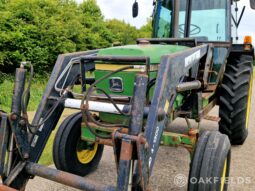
139, 19, 152, 38
105, 19, 139, 45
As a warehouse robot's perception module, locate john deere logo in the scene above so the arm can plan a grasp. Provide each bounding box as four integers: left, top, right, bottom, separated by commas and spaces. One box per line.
109, 77, 123, 92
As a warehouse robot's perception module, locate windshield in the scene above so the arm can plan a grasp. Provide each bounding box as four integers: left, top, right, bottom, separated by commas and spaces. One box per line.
153, 0, 230, 41
189, 0, 230, 41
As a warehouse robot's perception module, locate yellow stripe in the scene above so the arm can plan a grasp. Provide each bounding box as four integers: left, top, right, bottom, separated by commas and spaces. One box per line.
246, 75, 253, 129
95, 64, 159, 71
220, 159, 227, 191
164, 100, 170, 113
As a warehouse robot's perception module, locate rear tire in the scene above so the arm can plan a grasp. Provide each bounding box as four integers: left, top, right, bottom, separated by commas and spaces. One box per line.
219, 55, 253, 145
53, 112, 104, 176
188, 131, 231, 191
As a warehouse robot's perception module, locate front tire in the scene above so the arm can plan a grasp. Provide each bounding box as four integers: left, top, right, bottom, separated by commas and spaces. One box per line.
188, 131, 231, 191
219, 55, 253, 145
53, 112, 104, 176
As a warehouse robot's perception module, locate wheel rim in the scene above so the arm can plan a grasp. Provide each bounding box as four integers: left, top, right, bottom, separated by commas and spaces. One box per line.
220, 159, 227, 191
246, 76, 253, 129
76, 140, 98, 164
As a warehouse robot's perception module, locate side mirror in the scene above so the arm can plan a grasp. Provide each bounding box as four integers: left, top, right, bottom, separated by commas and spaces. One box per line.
250, 0, 255, 9
132, 1, 139, 18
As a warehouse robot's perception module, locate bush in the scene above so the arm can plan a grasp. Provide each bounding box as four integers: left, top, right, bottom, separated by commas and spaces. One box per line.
0, 74, 47, 112
0, 72, 6, 84
0, 0, 113, 73
0, 0, 152, 74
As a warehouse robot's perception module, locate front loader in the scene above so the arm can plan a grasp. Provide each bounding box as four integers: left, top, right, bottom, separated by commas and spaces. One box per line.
0, 0, 254, 190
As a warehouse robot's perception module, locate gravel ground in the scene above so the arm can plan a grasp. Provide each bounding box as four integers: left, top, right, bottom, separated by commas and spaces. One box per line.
24, 79, 255, 191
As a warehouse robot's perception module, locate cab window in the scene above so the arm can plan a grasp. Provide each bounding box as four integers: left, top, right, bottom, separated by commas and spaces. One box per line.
190, 0, 230, 41
156, 1, 172, 38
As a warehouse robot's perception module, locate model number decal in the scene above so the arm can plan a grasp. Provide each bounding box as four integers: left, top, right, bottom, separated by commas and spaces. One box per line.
38, 118, 44, 132
149, 126, 160, 167
31, 135, 39, 147
185, 50, 201, 67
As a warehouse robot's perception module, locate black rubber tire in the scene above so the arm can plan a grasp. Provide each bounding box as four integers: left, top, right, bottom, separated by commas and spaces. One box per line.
219, 55, 253, 145
53, 112, 104, 176
188, 131, 231, 191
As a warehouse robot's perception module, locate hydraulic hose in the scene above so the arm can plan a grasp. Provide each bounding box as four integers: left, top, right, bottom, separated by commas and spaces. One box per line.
81, 65, 135, 139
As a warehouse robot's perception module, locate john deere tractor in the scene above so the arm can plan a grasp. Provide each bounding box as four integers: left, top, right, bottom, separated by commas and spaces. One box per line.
0, 0, 254, 191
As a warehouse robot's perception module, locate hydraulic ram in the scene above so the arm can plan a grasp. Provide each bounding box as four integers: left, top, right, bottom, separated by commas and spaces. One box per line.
64, 98, 130, 114
64, 99, 165, 118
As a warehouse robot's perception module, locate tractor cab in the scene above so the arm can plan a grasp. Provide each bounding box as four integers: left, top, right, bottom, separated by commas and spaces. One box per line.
151, 0, 255, 44
152, 0, 231, 41
145, 0, 254, 83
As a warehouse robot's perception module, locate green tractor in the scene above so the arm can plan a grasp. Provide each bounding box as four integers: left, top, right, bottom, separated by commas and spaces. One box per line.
0, 0, 254, 191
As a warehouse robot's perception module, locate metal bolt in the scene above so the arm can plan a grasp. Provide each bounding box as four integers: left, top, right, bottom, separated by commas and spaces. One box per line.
10, 114, 18, 121
19, 119, 26, 126
23, 153, 29, 159
139, 40, 150, 45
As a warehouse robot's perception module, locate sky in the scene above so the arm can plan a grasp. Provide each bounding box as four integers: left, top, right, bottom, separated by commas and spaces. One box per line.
75, 0, 153, 28
94, 0, 153, 28
235, 0, 255, 43
77, 0, 255, 43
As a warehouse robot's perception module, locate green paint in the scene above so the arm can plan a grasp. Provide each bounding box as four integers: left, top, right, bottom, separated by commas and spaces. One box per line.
99, 112, 130, 125
81, 126, 112, 143
81, 127, 96, 142
181, 136, 193, 145
161, 132, 193, 146
95, 44, 189, 97
202, 98, 209, 108
209, 64, 221, 83
95, 71, 157, 96
173, 94, 184, 109
162, 134, 182, 146
97, 44, 189, 64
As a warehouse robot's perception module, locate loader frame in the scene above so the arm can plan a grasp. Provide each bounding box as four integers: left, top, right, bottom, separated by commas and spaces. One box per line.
1, 37, 246, 190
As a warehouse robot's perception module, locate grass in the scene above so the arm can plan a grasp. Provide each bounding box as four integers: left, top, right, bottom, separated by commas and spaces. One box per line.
0, 75, 57, 166
0, 75, 48, 112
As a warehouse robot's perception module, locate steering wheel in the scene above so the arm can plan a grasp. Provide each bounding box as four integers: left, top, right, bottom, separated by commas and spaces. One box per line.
179, 24, 201, 35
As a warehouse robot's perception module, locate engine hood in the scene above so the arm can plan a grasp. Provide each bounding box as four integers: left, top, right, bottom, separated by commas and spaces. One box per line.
97, 44, 189, 65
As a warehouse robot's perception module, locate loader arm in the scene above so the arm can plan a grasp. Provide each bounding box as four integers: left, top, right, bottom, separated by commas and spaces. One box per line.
145, 44, 208, 171
0, 44, 210, 191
